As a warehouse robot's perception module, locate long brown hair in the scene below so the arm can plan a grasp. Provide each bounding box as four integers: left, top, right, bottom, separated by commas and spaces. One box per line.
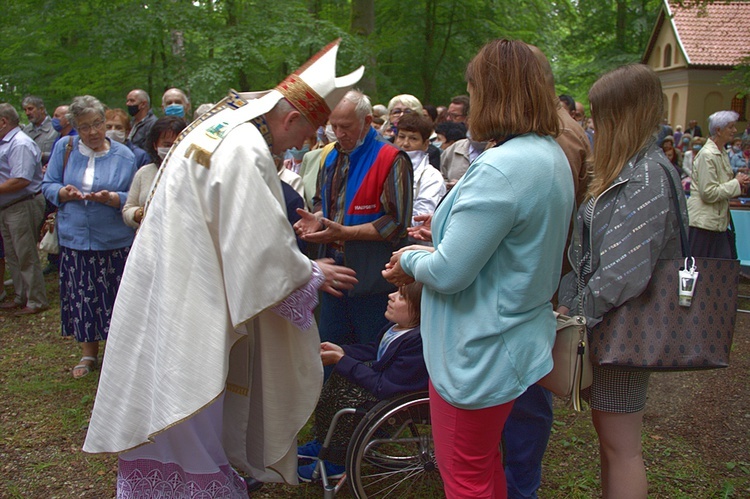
587, 64, 663, 199
465, 39, 559, 142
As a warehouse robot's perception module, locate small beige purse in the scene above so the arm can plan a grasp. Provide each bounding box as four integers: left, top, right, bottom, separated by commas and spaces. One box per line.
537, 313, 592, 411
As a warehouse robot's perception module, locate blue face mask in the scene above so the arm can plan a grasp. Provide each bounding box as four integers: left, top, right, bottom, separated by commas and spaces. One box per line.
288, 144, 310, 161
693, 145, 702, 151
51, 118, 63, 132
164, 104, 185, 117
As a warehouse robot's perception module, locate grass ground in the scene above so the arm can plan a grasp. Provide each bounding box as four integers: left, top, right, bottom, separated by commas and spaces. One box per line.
0, 272, 748, 498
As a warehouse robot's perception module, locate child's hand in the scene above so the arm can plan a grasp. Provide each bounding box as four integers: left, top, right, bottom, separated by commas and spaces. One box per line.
320, 342, 345, 366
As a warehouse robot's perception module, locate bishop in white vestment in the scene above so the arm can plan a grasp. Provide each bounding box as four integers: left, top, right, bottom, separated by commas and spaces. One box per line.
83, 40, 364, 498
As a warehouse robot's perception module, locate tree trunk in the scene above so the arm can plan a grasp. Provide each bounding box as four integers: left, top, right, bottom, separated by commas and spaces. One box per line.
350, 0, 376, 99
616, 0, 627, 52
421, 0, 437, 104
224, 0, 248, 90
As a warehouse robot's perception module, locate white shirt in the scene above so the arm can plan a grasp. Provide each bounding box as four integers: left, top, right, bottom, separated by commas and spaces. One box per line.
77, 140, 109, 195
407, 149, 447, 225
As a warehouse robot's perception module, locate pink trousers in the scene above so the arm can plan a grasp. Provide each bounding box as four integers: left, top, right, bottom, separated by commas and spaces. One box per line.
429, 382, 515, 499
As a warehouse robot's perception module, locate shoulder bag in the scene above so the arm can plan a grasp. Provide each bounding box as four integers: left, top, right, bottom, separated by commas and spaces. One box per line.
537, 208, 593, 411
590, 162, 738, 371
39, 137, 73, 255
537, 312, 592, 411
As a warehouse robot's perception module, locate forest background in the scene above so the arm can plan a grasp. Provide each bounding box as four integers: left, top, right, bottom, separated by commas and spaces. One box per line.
1, 0, 749, 120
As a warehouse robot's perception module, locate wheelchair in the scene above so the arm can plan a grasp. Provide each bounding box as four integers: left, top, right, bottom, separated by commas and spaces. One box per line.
304, 390, 443, 498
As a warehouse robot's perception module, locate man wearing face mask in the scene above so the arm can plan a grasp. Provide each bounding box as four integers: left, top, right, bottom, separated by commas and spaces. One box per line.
22, 96, 59, 166
51, 105, 75, 142
295, 90, 413, 358
105, 109, 150, 168
161, 88, 191, 120
126, 89, 157, 151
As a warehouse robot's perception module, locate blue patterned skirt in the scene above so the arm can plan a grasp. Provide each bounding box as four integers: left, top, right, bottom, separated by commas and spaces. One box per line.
59, 246, 130, 342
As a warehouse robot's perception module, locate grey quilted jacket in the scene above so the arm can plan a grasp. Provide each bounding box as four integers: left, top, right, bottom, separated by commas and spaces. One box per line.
558, 141, 689, 327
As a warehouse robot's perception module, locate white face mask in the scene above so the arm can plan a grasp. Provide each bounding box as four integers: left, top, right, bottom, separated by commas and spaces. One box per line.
105, 129, 126, 144
325, 124, 337, 143
157, 147, 171, 160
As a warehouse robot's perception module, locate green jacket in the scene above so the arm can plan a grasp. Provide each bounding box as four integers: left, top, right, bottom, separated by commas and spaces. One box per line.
687, 138, 740, 232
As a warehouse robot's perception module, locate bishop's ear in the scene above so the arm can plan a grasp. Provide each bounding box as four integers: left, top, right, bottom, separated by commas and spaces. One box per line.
284, 110, 302, 131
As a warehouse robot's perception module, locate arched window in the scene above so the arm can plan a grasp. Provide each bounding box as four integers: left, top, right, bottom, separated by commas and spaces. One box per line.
664, 44, 672, 67
732, 94, 747, 121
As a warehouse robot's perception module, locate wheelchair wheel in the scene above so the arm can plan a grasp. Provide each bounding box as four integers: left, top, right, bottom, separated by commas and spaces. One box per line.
345, 391, 443, 498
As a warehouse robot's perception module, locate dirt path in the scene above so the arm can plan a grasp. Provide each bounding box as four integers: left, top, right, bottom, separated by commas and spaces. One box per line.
645, 312, 750, 475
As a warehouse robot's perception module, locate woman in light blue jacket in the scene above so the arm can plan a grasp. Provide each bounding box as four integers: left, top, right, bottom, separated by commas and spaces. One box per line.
383, 39, 574, 498
42, 95, 136, 379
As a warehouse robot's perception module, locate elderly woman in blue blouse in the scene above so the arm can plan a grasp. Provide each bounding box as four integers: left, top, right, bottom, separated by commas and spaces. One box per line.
383, 39, 574, 498
42, 95, 137, 379
688, 110, 750, 259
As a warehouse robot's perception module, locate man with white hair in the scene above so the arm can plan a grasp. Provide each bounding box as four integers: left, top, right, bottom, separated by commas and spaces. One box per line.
83, 40, 363, 496
162, 87, 191, 119
295, 90, 413, 355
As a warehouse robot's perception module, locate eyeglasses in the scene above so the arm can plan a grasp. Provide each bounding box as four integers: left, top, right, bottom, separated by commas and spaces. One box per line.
389, 108, 412, 117
447, 112, 466, 120
78, 120, 105, 134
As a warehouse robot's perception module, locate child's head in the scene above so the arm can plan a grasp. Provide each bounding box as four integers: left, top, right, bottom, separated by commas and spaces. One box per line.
394, 113, 432, 152
386, 281, 423, 328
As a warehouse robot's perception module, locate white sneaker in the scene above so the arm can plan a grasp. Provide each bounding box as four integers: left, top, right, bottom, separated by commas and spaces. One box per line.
3, 279, 11, 286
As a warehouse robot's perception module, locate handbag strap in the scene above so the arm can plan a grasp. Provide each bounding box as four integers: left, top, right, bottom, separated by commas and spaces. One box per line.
62, 136, 73, 182
657, 162, 690, 258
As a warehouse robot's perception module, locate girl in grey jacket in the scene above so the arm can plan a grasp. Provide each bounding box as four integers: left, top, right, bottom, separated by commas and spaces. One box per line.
558, 64, 688, 499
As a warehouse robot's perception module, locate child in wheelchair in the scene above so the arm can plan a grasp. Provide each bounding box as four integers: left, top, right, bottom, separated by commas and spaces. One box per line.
297, 281, 428, 481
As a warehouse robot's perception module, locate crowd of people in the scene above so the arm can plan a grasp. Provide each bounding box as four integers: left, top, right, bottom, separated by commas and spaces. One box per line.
1, 36, 748, 499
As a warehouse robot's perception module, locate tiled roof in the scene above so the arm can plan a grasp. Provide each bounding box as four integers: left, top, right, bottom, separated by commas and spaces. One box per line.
668, 0, 750, 67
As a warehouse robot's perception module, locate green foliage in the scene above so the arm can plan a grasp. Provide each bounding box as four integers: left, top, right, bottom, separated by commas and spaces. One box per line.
0, 0, 667, 116
547, 0, 662, 105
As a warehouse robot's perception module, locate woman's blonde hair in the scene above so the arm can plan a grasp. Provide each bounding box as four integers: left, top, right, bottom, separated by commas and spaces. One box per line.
587, 64, 663, 199
387, 94, 423, 115
465, 39, 559, 142
384, 94, 423, 131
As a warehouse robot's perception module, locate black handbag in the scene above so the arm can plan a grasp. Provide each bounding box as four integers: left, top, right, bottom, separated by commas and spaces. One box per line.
590, 163, 739, 371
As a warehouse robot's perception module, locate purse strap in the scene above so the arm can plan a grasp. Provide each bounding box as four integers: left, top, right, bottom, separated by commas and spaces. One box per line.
656, 162, 690, 258
62, 135, 73, 182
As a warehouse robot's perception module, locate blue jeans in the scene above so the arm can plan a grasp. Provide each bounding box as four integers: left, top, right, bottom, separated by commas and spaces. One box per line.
318, 290, 390, 378
503, 384, 553, 499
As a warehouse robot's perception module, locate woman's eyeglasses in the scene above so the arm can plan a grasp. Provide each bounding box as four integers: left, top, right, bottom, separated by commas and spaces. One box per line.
389, 108, 412, 117
78, 120, 105, 134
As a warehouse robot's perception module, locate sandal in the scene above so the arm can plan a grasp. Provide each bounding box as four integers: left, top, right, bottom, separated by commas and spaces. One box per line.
72, 356, 98, 379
